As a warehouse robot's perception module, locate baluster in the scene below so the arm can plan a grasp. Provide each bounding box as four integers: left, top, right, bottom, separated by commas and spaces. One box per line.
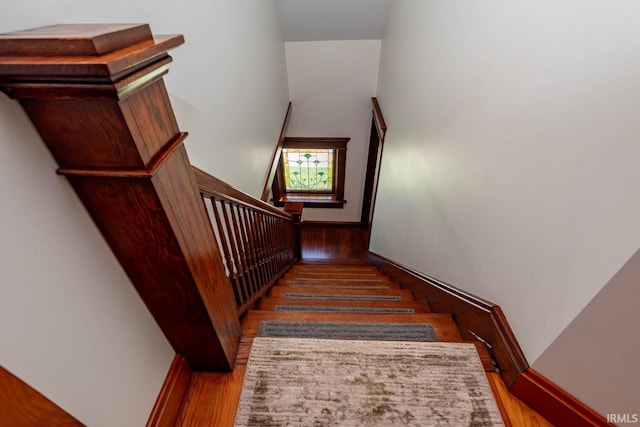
230, 204, 257, 297
210, 198, 243, 306
276, 218, 286, 270
288, 221, 296, 261
263, 214, 277, 279
249, 210, 264, 284
221, 202, 251, 304
242, 207, 266, 289
236, 205, 260, 295
253, 210, 270, 284
273, 219, 283, 270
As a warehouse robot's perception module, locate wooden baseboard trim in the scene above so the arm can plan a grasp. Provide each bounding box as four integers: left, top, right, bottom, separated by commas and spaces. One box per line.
0, 365, 83, 426
146, 355, 192, 427
511, 369, 613, 427
302, 221, 361, 229
366, 251, 528, 387
366, 251, 613, 426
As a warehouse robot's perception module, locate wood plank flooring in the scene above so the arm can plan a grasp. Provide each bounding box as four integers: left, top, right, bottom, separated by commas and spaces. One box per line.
300, 224, 367, 260
487, 373, 555, 427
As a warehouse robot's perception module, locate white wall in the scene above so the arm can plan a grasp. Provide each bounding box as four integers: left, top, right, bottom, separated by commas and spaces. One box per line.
0, 96, 175, 426
372, 0, 640, 416
0, 1, 289, 425
534, 249, 640, 423
285, 40, 381, 222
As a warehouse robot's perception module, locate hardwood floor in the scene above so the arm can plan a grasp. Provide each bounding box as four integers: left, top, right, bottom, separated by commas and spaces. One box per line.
176, 256, 552, 426
488, 373, 555, 427
300, 223, 366, 260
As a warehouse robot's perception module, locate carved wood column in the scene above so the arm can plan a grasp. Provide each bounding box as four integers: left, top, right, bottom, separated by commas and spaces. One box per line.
0, 24, 241, 371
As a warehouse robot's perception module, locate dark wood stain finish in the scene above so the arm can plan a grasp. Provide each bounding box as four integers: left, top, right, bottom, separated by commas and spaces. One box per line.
261, 102, 291, 201
0, 24, 240, 371
284, 202, 304, 260
361, 97, 387, 237
146, 355, 193, 427
511, 369, 614, 427
175, 260, 557, 426
195, 167, 298, 316
366, 251, 528, 387
301, 224, 367, 260
0, 365, 84, 426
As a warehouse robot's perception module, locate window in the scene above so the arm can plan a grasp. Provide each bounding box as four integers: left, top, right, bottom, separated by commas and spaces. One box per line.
282, 149, 333, 192
272, 137, 349, 208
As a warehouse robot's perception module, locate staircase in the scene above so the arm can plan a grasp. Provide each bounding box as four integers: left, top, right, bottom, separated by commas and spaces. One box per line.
177, 259, 498, 426
248, 260, 479, 348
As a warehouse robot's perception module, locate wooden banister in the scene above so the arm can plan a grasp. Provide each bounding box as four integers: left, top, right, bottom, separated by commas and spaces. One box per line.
0, 24, 301, 370
0, 24, 244, 371
260, 102, 292, 202
194, 167, 292, 220
194, 167, 298, 316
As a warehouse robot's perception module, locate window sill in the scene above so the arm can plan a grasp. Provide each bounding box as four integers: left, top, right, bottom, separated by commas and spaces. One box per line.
274, 194, 345, 209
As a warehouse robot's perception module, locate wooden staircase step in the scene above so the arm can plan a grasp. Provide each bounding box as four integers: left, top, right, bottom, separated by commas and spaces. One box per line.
287, 268, 382, 275
286, 269, 388, 278
295, 259, 372, 266
235, 335, 493, 373
283, 275, 391, 282
289, 264, 380, 273
269, 286, 414, 301
241, 311, 462, 342
177, 341, 497, 427
176, 257, 505, 426
178, 339, 495, 426
277, 279, 400, 289
258, 296, 431, 313
281, 276, 393, 283
285, 271, 386, 278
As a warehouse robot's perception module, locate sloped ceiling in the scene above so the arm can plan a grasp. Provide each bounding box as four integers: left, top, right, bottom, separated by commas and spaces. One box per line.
274, 0, 392, 41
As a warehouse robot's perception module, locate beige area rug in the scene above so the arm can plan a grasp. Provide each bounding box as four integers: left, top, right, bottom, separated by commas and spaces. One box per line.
235, 338, 504, 426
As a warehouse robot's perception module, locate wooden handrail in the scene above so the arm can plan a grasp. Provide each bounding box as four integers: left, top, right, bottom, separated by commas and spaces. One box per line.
194, 167, 292, 220
260, 102, 292, 202
194, 166, 299, 316
372, 97, 387, 141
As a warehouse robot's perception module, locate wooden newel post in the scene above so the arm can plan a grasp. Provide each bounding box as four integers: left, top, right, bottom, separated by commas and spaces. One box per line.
284, 202, 304, 260
0, 24, 241, 371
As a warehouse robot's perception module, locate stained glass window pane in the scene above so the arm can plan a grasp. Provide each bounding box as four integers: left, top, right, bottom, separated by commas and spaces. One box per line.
282, 148, 334, 192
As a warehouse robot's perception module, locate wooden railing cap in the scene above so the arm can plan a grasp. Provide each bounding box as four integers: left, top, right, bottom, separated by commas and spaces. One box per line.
0, 24, 184, 83
0, 24, 152, 56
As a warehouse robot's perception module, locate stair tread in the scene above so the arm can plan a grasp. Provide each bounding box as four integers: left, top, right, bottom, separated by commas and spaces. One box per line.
241, 310, 462, 342
290, 265, 379, 271
258, 296, 431, 313
270, 286, 414, 301
278, 279, 400, 288
235, 335, 493, 372
286, 271, 386, 277
283, 275, 392, 281
288, 269, 381, 275
271, 286, 410, 295
295, 259, 372, 265
178, 338, 496, 427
